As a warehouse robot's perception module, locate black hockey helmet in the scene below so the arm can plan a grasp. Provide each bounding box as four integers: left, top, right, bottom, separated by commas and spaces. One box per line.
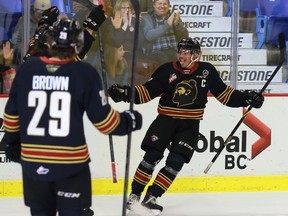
50, 18, 83, 52
177, 37, 201, 54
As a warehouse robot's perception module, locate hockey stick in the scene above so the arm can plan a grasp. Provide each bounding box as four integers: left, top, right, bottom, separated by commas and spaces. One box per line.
81, 2, 118, 183
98, 28, 118, 183
121, 0, 140, 215
204, 33, 286, 174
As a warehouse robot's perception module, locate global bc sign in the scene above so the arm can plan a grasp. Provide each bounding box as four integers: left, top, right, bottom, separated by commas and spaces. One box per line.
199, 109, 271, 170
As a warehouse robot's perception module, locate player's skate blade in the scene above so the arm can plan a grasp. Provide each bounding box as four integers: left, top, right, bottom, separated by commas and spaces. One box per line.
141, 193, 163, 216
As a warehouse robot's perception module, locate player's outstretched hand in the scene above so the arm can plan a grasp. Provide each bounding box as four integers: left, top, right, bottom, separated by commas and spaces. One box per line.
108, 84, 131, 103
122, 110, 142, 133
38, 6, 60, 26
244, 90, 264, 108
83, 5, 106, 31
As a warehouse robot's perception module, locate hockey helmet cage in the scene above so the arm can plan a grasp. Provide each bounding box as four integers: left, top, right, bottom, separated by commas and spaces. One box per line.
51, 18, 83, 52
177, 38, 201, 54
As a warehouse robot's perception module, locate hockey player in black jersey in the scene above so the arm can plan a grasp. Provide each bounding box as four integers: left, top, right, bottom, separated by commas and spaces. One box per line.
23, 4, 106, 61
108, 37, 264, 215
1, 18, 142, 216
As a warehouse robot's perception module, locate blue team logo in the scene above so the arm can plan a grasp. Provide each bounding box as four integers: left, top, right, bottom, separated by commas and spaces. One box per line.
172, 79, 198, 107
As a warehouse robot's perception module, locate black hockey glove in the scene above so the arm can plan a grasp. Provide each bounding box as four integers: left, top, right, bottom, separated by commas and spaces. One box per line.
243, 90, 264, 108
83, 5, 106, 31
122, 110, 142, 133
23, 25, 52, 60
5, 143, 21, 163
38, 6, 60, 27
0, 135, 21, 163
108, 84, 131, 103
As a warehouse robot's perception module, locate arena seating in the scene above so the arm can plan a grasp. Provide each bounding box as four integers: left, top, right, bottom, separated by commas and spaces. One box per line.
225, 0, 257, 16
255, 0, 288, 49
240, 0, 257, 13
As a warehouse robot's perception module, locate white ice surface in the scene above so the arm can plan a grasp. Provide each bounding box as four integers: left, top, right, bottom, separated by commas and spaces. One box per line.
0, 191, 288, 216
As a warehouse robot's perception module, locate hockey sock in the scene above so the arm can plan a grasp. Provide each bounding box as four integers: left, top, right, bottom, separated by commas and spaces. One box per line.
131, 160, 154, 195
148, 152, 186, 197
147, 166, 177, 198
131, 150, 163, 195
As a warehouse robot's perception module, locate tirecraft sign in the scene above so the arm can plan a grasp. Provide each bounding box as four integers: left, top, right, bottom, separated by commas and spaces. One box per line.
170, 0, 223, 17
201, 49, 267, 65
218, 66, 283, 83
182, 17, 231, 32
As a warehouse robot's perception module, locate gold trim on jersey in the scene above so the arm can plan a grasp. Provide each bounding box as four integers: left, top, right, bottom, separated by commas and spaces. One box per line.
135, 85, 151, 103
74, 55, 81, 62
158, 105, 204, 119
94, 109, 120, 134
21, 143, 90, 164
3, 113, 20, 132
216, 86, 234, 105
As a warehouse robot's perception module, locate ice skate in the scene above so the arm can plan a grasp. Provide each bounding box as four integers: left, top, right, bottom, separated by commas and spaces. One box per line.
127, 193, 141, 210
141, 193, 163, 216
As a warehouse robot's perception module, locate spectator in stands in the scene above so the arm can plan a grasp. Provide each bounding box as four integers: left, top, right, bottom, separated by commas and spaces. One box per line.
0, 41, 16, 94
142, 0, 188, 65
103, 0, 145, 60
1, 41, 14, 67
94, 41, 129, 87
11, 0, 52, 64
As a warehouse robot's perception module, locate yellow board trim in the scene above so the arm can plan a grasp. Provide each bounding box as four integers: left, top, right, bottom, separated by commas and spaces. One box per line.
1, 176, 288, 197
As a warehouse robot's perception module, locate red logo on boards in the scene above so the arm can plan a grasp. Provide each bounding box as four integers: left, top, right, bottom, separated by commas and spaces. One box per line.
243, 108, 271, 159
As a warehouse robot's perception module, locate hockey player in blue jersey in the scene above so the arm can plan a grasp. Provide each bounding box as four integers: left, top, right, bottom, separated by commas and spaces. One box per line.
1, 18, 142, 216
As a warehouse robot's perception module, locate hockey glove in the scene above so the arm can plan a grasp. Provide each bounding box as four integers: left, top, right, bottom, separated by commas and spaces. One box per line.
5, 143, 21, 163
243, 90, 264, 108
122, 110, 142, 133
38, 6, 60, 27
1, 136, 21, 163
108, 84, 131, 103
23, 25, 52, 60
83, 5, 106, 31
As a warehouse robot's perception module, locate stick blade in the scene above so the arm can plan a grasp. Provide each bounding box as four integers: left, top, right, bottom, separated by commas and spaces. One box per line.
204, 162, 213, 174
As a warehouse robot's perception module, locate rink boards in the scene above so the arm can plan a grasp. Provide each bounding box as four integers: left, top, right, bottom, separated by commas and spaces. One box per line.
0, 95, 288, 196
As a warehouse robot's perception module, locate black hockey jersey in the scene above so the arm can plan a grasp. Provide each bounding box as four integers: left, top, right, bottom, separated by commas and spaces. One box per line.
134, 61, 248, 119
3, 56, 130, 181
